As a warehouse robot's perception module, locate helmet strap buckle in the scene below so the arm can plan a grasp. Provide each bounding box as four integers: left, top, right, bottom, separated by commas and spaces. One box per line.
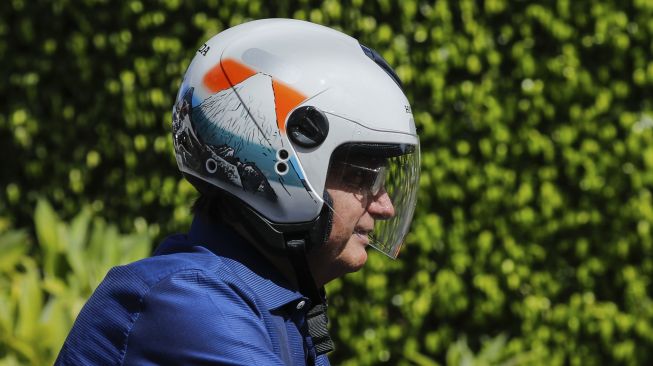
286, 238, 335, 355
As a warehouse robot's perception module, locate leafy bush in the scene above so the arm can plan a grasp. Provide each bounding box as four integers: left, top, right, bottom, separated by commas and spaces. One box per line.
0, 200, 151, 365
2, 0, 653, 365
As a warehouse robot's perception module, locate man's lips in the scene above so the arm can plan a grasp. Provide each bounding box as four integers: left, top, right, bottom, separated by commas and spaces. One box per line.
354, 228, 372, 243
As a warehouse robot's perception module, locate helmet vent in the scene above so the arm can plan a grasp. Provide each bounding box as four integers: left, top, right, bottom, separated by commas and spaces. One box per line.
287, 106, 329, 148
277, 149, 290, 160
205, 159, 218, 174
275, 161, 288, 175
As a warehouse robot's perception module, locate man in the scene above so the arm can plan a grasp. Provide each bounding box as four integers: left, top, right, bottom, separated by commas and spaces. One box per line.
56, 19, 420, 365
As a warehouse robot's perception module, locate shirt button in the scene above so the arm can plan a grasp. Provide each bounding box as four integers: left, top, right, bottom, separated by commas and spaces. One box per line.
296, 300, 306, 310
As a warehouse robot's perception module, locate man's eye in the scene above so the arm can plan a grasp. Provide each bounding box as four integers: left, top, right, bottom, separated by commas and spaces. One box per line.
343, 168, 374, 187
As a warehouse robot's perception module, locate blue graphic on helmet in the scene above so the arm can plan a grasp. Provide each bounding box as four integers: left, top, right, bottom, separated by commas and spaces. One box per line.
172, 77, 308, 203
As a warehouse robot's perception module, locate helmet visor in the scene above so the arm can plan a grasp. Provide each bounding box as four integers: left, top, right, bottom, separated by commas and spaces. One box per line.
325, 142, 420, 258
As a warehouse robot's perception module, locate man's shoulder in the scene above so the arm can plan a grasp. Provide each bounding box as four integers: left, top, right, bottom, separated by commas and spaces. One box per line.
114, 244, 226, 289
77, 246, 237, 330
56, 245, 262, 365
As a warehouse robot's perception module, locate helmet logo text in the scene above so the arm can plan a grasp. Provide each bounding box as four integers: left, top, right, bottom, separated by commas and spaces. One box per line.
198, 43, 210, 56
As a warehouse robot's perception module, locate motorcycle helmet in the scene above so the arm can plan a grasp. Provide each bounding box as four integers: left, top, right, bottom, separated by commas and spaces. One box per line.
172, 18, 420, 259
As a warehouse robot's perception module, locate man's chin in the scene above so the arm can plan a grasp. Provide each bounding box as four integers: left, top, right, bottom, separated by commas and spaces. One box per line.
346, 241, 369, 271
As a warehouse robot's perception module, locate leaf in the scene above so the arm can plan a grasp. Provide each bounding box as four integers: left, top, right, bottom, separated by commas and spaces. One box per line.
65, 208, 91, 280
405, 350, 442, 366
0, 353, 22, 366
86, 218, 106, 263
42, 276, 68, 297
34, 199, 64, 276
15, 258, 43, 342
40, 297, 73, 364
120, 232, 151, 263
0, 230, 29, 273
34, 199, 62, 252
2, 337, 37, 365
0, 291, 16, 342
97, 223, 121, 280
477, 333, 508, 361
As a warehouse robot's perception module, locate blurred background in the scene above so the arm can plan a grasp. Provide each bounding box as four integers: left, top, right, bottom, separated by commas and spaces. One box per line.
2, 0, 653, 365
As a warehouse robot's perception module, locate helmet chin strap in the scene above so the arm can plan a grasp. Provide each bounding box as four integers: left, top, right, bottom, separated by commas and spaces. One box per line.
215, 186, 336, 355
285, 238, 335, 355
286, 191, 335, 355
308, 191, 334, 252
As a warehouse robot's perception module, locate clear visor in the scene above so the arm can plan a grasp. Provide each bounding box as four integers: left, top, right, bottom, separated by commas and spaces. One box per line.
324, 142, 420, 258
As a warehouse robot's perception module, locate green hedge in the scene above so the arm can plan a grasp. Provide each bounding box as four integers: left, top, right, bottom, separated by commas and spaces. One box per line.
2, 0, 653, 365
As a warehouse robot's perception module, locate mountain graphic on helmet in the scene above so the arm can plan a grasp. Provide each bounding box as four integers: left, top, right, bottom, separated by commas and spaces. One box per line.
172, 82, 283, 202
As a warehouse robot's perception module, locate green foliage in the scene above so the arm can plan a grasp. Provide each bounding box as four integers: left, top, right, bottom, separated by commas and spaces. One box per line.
2, 0, 653, 365
0, 200, 151, 365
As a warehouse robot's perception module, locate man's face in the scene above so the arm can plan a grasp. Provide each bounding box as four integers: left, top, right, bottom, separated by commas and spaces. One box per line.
308, 159, 396, 286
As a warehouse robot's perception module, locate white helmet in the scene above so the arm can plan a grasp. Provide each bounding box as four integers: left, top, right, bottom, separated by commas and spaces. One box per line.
172, 19, 420, 258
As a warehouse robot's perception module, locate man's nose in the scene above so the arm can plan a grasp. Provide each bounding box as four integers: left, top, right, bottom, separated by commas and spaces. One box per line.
367, 188, 395, 219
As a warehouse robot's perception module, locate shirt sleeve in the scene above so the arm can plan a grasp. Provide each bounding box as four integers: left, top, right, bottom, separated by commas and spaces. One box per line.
122, 268, 287, 366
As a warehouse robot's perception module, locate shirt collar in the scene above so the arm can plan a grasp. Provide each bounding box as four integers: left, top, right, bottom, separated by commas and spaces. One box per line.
183, 213, 306, 311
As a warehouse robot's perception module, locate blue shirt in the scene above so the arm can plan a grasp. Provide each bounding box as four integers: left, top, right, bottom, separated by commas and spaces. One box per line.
55, 214, 331, 366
